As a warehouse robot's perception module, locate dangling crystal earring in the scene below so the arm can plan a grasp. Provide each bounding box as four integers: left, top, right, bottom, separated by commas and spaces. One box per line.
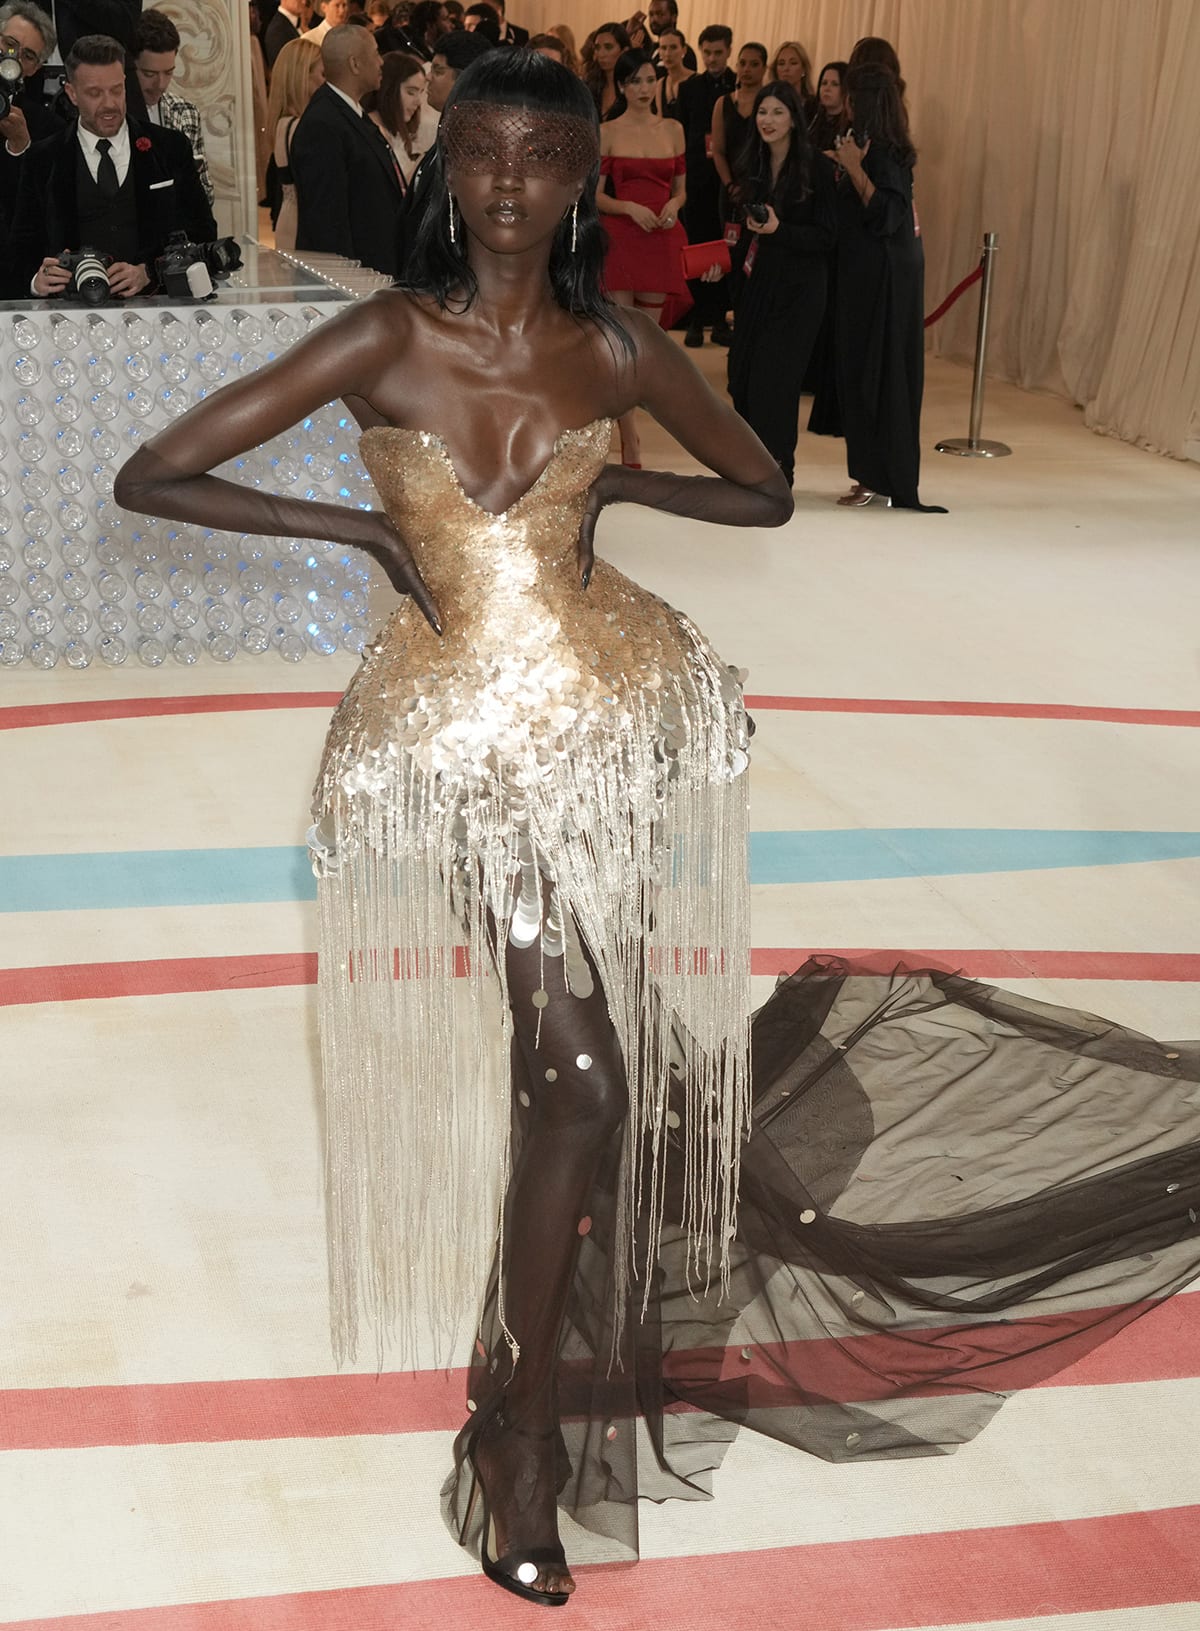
570, 200, 578, 254
448, 193, 457, 245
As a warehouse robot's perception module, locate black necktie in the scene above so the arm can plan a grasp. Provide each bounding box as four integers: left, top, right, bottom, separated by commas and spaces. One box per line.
95, 136, 119, 199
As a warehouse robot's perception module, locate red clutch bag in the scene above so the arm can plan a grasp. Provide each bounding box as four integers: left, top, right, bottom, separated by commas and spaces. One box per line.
680, 240, 732, 280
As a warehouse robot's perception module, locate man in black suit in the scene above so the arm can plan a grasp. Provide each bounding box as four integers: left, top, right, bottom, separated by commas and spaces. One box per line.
5, 33, 215, 297
674, 23, 735, 347
263, 0, 306, 68
290, 23, 404, 277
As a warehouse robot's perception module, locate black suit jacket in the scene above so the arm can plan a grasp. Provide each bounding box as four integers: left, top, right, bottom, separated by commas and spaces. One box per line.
3, 118, 217, 297
290, 83, 405, 277
263, 8, 299, 68
501, 21, 528, 46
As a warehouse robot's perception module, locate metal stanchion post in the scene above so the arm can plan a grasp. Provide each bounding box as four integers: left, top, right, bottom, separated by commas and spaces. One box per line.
936, 231, 1011, 458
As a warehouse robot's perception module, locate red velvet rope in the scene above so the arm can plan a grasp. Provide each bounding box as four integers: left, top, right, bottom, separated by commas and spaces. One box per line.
924, 262, 983, 328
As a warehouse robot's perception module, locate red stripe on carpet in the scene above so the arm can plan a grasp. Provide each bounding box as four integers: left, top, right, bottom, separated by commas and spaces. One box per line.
3, 1295, 1197, 1452
0, 694, 344, 731
3, 949, 1198, 1007
4, 693, 1198, 732
6, 1504, 1200, 1630
745, 695, 1200, 728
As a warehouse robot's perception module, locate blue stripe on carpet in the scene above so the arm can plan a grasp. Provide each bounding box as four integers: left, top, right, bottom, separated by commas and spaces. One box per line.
3, 831, 1200, 913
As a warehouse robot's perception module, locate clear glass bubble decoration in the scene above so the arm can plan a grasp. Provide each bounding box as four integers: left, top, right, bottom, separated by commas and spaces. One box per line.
238, 624, 270, 654
136, 634, 167, 666
25, 604, 54, 636
49, 315, 83, 350
168, 596, 199, 629
97, 601, 127, 634
207, 632, 237, 662
126, 387, 154, 418
58, 501, 88, 532
306, 624, 338, 656
94, 569, 129, 602
136, 600, 166, 633
273, 591, 301, 624
12, 355, 41, 386
97, 633, 128, 665
62, 604, 92, 635
91, 390, 120, 422
12, 316, 41, 349
20, 468, 50, 502
94, 536, 125, 567
90, 426, 120, 462
60, 567, 90, 602
204, 598, 233, 633
157, 351, 189, 385
0, 609, 18, 638
0, 636, 25, 666
18, 431, 47, 463
169, 632, 200, 664
86, 354, 115, 387
0, 541, 12, 569
122, 312, 153, 349
86, 314, 117, 352
15, 393, 44, 427
51, 358, 78, 389
60, 537, 89, 567
202, 565, 232, 597
340, 623, 368, 655
53, 392, 81, 424
24, 568, 54, 603
90, 464, 115, 498
158, 386, 190, 417
28, 638, 58, 669
63, 637, 92, 668
166, 566, 197, 600
0, 509, 11, 539
275, 630, 306, 662
240, 594, 268, 625
55, 426, 84, 458
0, 576, 17, 609
134, 568, 165, 600
22, 538, 51, 569
23, 506, 50, 539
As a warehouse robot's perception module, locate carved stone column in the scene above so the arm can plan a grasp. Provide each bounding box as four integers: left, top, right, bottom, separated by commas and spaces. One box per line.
159, 0, 258, 238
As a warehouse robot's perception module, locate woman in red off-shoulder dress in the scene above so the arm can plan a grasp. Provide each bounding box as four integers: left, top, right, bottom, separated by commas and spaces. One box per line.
597, 49, 690, 466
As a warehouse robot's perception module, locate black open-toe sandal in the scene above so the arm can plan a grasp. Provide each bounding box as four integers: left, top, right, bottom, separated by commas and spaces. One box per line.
459, 1452, 571, 1608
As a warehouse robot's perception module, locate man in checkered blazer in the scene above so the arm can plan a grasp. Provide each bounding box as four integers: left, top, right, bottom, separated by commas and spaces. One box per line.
132, 7, 212, 207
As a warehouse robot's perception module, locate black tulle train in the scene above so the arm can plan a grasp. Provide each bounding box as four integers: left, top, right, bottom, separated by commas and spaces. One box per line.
445, 958, 1200, 1561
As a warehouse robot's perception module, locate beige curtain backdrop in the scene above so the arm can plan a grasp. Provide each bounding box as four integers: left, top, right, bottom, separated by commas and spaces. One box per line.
521, 0, 1200, 460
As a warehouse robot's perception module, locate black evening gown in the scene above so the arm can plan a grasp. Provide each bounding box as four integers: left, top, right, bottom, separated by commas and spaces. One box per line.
448, 955, 1200, 1562
834, 143, 944, 510
727, 161, 836, 484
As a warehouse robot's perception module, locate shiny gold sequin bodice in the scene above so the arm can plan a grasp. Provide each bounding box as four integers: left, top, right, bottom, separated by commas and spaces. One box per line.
317, 417, 747, 805
312, 418, 751, 1369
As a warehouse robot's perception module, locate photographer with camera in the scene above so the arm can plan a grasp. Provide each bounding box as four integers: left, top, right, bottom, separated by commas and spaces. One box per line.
723, 79, 834, 488
0, 2, 60, 234
3, 32, 215, 299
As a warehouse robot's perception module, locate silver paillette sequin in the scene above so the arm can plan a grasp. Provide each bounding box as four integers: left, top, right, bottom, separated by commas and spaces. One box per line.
311, 417, 752, 1368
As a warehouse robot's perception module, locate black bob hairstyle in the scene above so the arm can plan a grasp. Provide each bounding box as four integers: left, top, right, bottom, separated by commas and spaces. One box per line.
398, 50, 632, 353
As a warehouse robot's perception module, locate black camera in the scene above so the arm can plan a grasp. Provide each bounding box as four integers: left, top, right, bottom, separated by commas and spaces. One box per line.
58, 247, 113, 304
743, 178, 771, 226
746, 202, 770, 225
0, 44, 22, 119
153, 231, 243, 299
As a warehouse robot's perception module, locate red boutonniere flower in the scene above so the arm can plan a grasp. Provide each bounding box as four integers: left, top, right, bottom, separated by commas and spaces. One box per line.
135, 136, 152, 152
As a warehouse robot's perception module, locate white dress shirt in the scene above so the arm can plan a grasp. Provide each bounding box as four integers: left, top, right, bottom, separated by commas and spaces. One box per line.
326, 81, 361, 114
77, 120, 132, 186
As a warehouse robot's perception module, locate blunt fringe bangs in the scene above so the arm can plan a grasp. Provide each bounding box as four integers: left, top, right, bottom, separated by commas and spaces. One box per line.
399, 52, 633, 355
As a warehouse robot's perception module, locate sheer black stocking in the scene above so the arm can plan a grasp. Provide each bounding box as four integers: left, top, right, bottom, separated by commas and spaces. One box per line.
470, 917, 628, 1595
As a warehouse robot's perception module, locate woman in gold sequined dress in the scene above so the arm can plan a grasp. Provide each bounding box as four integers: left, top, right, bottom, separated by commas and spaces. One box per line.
116, 48, 1200, 1615
118, 51, 790, 1607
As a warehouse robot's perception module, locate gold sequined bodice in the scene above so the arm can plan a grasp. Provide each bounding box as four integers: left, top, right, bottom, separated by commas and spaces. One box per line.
318, 417, 746, 801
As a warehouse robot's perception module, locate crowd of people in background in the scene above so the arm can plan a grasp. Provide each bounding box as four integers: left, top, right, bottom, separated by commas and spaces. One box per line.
0, 0, 937, 508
